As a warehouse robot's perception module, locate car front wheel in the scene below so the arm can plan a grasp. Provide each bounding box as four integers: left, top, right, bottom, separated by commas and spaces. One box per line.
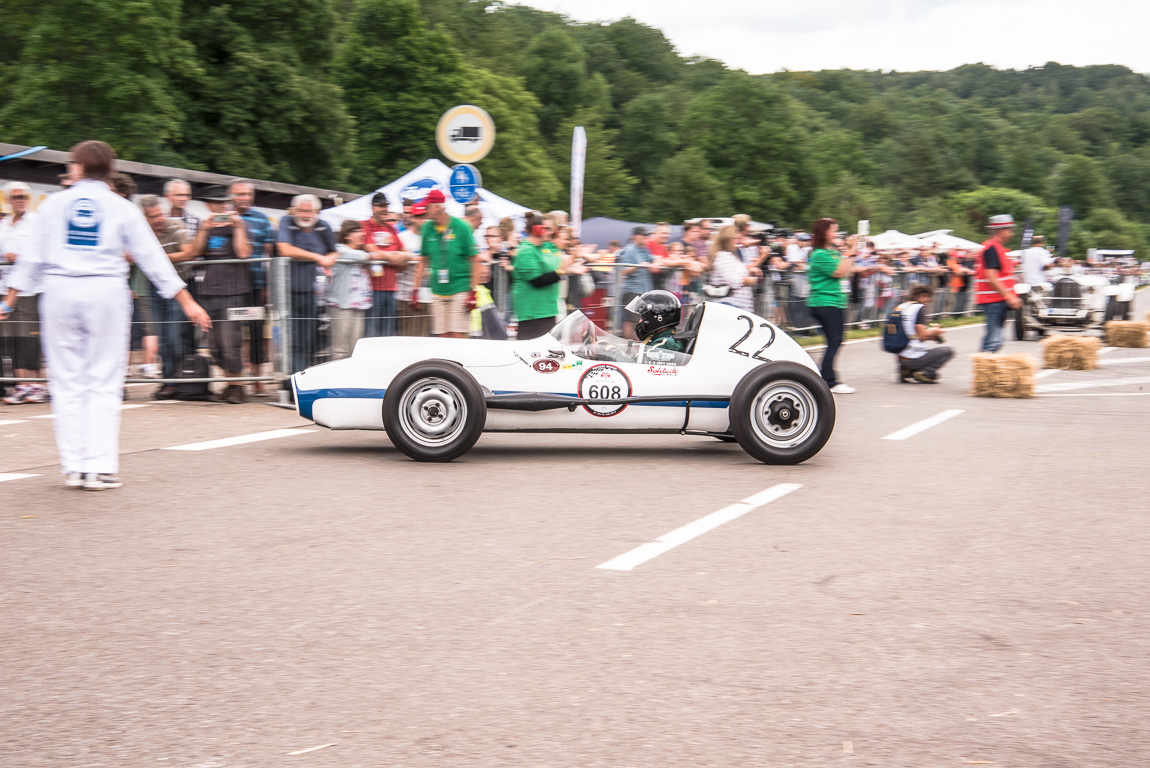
383, 361, 486, 462
729, 362, 835, 465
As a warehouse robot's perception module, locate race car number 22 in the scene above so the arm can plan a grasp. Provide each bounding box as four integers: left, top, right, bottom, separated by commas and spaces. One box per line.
578, 364, 632, 417
728, 314, 775, 361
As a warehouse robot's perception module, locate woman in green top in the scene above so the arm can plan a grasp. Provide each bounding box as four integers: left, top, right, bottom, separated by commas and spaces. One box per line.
806, 218, 858, 394
513, 212, 568, 339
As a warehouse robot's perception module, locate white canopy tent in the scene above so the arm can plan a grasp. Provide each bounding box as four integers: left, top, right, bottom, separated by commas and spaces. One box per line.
319, 159, 531, 230
869, 230, 926, 251
913, 229, 983, 251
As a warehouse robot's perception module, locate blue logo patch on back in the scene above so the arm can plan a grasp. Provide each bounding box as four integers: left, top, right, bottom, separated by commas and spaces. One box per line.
66, 198, 103, 247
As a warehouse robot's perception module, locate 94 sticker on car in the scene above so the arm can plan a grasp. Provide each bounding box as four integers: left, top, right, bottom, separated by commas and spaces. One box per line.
578, 364, 632, 417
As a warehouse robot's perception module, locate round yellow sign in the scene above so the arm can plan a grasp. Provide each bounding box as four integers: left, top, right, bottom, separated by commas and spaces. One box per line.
436, 105, 496, 164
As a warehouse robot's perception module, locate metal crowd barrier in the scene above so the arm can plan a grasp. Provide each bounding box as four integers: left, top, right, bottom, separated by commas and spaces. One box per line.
0, 254, 1030, 392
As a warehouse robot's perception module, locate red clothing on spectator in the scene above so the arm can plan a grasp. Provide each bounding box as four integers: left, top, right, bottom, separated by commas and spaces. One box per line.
360, 218, 401, 291
975, 239, 1015, 304
648, 241, 668, 259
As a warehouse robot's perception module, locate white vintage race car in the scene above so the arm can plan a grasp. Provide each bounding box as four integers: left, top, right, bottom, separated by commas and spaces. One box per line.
1014, 272, 1135, 339
291, 301, 835, 464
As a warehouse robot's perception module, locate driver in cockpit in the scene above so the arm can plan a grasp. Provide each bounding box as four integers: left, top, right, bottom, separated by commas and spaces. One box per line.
626, 290, 685, 353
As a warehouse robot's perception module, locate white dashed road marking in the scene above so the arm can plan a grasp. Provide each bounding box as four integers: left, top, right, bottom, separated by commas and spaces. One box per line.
1036, 376, 1150, 393
882, 409, 965, 441
163, 428, 316, 452
0, 473, 40, 483
1038, 392, 1150, 398
597, 483, 803, 572
1099, 356, 1150, 366
0, 420, 28, 426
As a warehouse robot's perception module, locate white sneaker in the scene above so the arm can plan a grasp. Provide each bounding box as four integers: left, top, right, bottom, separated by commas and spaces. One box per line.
140, 363, 161, 379
83, 473, 123, 491
24, 384, 49, 404
3, 383, 32, 404
830, 384, 857, 394
64, 472, 84, 488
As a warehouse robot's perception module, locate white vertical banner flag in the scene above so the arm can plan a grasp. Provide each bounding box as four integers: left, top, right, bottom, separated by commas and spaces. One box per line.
570, 126, 587, 238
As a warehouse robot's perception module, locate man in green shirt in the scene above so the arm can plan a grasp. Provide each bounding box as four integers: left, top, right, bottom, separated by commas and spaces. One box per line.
411, 190, 479, 338
512, 211, 565, 339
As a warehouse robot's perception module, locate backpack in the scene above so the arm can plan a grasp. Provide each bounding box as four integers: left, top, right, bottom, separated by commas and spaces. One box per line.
174, 351, 214, 401
882, 302, 913, 354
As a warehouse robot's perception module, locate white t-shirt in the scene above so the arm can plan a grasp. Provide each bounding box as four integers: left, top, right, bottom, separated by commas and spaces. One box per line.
785, 243, 807, 263
395, 228, 422, 294
900, 302, 927, 360
0, 211, 39, 296
1021, 246, 1053, 285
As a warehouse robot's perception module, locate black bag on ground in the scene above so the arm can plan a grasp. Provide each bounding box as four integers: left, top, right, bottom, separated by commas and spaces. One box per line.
174, 348, 214, 401
173, 326, 215, 402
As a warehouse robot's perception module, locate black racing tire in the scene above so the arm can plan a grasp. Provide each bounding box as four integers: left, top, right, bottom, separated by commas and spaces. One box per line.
1121, 300, 1132, 321
729, 362, 836, 465
1014, 305, 1028, 341
382, 360, 486, 462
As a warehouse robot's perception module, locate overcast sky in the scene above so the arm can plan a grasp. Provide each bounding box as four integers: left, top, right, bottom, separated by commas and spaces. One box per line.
520, 0, 1150, 75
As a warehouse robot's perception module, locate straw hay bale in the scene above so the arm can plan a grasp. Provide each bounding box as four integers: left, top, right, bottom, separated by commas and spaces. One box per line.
1105, 320, 1149, 348
1041, 334, 1100, 370
971, 353, 1036, 398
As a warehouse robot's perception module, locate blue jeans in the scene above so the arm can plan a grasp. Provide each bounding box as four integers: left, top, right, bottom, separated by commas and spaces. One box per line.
364, 290, 396, 338
981, 301, 1007, 353
810, 305, 844, 387
150, 286, 194, 379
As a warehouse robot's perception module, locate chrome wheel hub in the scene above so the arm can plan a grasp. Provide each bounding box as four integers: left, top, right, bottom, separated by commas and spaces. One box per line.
398, 378, 467, 447
750, 380, 818, 448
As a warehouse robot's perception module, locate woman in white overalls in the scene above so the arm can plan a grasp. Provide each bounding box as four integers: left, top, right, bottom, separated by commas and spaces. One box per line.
0, 141, 211, 490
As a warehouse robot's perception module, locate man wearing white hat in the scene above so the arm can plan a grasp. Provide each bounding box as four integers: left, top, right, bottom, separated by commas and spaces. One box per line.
975, 214, 1021, 353
0, 181, 47, 403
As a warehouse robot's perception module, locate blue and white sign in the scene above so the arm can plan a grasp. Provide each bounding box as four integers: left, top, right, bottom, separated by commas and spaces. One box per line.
400, 177, 441, 202
448, 164, 482, 205
66, 198, 103, 248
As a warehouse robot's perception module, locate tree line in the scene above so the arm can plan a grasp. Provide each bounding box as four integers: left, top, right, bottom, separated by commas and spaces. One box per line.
3, 0, 1150, 254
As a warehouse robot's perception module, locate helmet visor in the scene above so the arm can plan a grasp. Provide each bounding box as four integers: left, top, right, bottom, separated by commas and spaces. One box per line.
624, 295, 648, 315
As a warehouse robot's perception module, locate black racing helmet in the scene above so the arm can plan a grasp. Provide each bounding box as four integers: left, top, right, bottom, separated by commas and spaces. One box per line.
628, 290, 682, 340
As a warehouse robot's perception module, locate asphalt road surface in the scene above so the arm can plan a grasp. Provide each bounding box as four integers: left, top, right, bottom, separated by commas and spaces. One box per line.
3, 293, 1150, 768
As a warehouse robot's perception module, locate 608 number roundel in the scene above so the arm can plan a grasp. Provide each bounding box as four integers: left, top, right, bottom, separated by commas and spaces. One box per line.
578, 364, 632, 417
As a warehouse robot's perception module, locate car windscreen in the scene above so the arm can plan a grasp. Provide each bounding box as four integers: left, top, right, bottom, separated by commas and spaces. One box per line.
549, 311, 692, 366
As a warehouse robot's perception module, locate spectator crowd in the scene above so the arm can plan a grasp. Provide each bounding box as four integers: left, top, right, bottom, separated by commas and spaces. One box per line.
1, 172, 1072, 404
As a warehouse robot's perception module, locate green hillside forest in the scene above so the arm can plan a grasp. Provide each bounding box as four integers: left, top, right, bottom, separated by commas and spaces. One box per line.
4, 0, 1150, 252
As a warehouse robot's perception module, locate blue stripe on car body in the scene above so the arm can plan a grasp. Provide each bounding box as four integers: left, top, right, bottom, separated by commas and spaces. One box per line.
294, 387, 730, 422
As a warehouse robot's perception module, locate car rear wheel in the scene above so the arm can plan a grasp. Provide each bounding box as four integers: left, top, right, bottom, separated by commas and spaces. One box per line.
383, 361, 486, 462
730, 362, 835, 465
1014, 305, 1028, 341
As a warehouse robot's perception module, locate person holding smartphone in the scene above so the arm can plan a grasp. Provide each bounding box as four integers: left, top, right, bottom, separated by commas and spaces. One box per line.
192, 185, 250, 403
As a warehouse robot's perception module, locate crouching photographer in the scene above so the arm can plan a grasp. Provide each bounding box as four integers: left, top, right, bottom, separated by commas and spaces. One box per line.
889, 283, 953, 384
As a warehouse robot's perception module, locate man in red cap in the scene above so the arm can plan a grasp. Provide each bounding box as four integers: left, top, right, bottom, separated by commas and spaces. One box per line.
410, 189, 478, 338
